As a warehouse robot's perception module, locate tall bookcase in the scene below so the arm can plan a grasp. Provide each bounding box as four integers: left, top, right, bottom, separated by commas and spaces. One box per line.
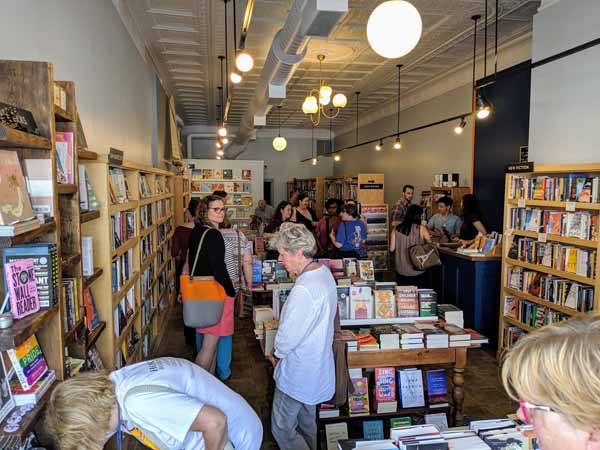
287, 177, 325, 214
498, 164, 600, 354
84, 159, 176, 368
174, 174, 191, 227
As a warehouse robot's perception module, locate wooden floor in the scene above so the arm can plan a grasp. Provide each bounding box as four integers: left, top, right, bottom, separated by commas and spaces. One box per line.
128, 304, 516, 450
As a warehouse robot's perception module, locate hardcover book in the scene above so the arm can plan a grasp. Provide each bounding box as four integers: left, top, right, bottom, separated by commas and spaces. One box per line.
363, 421, 384, 441
374, 367, 397, 413
425, 369, 449, 407
348, 377, 370, 416
5, 258, 40, 319
350, 285, 374, 320
0, 150, 36, 225
56, 131, 74, 184
359, 260, 375, 281
374, 287, 396, 318
395, 286, 419, 317
397, 368, 425, 408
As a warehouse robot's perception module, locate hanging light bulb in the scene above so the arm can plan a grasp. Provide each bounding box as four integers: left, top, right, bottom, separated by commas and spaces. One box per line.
272, 105, 287, 152
222, 137, 229, 144
454, 118, 467, 135
367, 1, 423, 59
236, 51, 254, 72
302, 95, 319, 114
216, 140, 222, 149
216, 155, 222, 160
334, 154, 341, 162
319, 92, 331, 106
375, 139, 383, 151
217, 149, 225, 156
312, 157, 318, 166
332, 93, 347, 108
393, 136, 402, 149
230, 72, 242, 84
218, 125, 227, 137
476, 92, 492, 119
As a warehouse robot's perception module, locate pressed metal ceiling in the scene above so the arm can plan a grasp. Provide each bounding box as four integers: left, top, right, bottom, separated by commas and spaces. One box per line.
122, 0, 539, 129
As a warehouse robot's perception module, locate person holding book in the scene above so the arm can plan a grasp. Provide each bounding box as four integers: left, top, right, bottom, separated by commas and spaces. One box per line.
316, 198, 342, 256
459, 194, 487, 244
502, 313, 600, 450
43, 357, 263, 450
427, 196, 461, 242
264, 201, 293, 260
172, 198, 200, 348
291, 192, 319, 232
329, 203, 367, 259
268, 222, 337, 450
390, 204, 432, 288
183, 195, 236, 373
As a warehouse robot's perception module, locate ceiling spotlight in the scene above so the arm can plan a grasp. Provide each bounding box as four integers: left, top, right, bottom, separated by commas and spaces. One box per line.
215, 140, 222, 149
334, 154, 341, 162
375, 139, 383, 151
367, 1, 422, 59
216, 155, 222, 160
393, 136, 402, 149
217, 125, 227, 137
454, 118, 466, 135
476, 92, 492, 119
217, 149, 225, 156
236, 51, 254, 72
312, 157, 318, 166
222, 137, 229, 145
230, 72, 242, 84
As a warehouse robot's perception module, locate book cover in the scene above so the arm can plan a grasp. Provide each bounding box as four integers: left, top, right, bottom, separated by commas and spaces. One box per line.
350, 285, 374, 320
0, 150, 36, 225
214, 169, 223, 179
397, 368, 425, 408
83, 287, 101, 332
343, 258, 358, 277
5, 258, 40, 319
374, 288, 396, 318
418, 289, 438, 317
395, 286, 419, 317
7, 335, 49, 390
56, 132, 74, 184
337, 286, 350, 320
359, 260, 375, 281
223, 169, 233, 179
262, 260, 278, 283
426, 369, 449, 406
325, 422, 348, 450
363, 421, 384, 440
202, 169, 213, 179
23, 158, 54, 217
374, 367, 397, 408
242, 169, 252, 180
348, 377, 370, 416
329, 259, 344, 279
390, 417, 412, 428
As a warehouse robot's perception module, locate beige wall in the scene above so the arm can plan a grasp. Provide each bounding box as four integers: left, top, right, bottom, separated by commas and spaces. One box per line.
0, 0, 154, 165
333, 84, 473, 206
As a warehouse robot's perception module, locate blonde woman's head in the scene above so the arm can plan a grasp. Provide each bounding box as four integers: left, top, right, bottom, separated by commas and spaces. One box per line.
44, 371, 116, 450
501, 313, 600, 449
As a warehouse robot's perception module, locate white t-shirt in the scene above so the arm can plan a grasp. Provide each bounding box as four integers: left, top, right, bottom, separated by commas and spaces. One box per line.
109, 357, 263, 450
274, 265, 337, 405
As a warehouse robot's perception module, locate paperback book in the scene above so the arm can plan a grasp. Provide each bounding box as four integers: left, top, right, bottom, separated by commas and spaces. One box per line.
350, 285, 374, 320
425, 369, 449, 407
395, 286, 419, 317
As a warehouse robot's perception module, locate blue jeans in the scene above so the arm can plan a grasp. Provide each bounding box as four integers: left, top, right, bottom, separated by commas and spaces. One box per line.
196, 333, 232, 380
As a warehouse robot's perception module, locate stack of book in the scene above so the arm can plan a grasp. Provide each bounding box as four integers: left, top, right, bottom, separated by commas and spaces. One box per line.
437, 304, 464, 328
394, 324, 425, 349
357, 333, 379, 351
8, 335, 49, 392
371, 326, 400, 350
415, 323, 449, 349
391, 424, 443, 448
442, 324, 471, 347
341, 329, 358, 352
470, 419, 533, 449
9, 369, 56, 406
319, 403, 340, 419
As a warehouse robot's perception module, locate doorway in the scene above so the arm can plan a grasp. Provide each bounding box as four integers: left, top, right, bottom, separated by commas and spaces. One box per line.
264, 179, 273, 205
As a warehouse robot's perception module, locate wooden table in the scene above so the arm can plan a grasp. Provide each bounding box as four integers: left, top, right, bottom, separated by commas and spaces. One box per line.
347, 346, 478, 426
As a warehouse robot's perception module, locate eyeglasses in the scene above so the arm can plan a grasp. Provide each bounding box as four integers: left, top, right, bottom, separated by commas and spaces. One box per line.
519, 398, 557, 424
209, 207, 228, 213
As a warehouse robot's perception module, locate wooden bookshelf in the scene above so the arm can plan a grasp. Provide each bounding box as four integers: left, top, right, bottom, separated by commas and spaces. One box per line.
83, 158, 175, 369
174, 174, 191, 227
498, 164, 600, 354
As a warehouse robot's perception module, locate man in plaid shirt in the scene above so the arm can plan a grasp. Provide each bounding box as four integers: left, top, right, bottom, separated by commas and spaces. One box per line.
391, 184, 414, 227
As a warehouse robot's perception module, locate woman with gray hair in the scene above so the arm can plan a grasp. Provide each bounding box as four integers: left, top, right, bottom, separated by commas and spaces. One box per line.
268, 222, 337, 450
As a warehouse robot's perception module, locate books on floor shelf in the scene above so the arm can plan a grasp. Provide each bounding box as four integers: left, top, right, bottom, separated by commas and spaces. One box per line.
108, 167, 131, 204
112, 248, 134, 293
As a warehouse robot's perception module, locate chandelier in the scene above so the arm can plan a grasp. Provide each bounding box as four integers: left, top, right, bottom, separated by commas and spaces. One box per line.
302, 54, 347, 126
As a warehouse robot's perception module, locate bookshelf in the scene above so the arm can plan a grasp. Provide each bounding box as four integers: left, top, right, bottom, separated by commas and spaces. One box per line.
174, 173, 191, 226
498, 164, 600, 354
287, 177, 325, 214
422, 187, 470, 219
84, 159, 176, 368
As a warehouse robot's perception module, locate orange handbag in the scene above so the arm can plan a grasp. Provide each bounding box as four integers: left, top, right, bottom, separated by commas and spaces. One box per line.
179, 228, 226, 328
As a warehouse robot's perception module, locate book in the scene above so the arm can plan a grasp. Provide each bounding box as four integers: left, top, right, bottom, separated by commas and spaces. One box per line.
0, 217, 41, 237
262, 260, 278, 284
343, 258, 358, 277
437, 304, 464, 328
418, 289, 438, 317
5, 258, 40, 319
425, 369, 449, 407
425, 413, 449, 432
325, 423, 349, 450
397, 368, 425, 408
83, 287, 101, 332
56, 131, 74, 184
223, 169, 233, 179
337, 286, 350, 320
79, 164, 89, 210
464, 328, 489, 345
374, 367, 397, 413
9, 369, 56, 406
7, 335, 49, 390
350, 285, 374, 320
23, 158, 54, 218
395, 286, 419, 317
330, 259, 344, 279
82, 236, 94, 276
390, 417, 412, 428
363, 421, 385, 440
85, 167, 100, 210
0, 356, 15, 423
348, 377, 370, 416
0, 150, 36, 226
374, 285, 396, 319
359, 260, 375, 281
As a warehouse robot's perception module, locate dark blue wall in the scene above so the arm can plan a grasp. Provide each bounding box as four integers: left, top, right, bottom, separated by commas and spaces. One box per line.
474, 62, 532, 232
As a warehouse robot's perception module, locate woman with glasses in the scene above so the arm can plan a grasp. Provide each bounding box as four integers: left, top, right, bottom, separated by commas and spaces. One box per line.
184, 195, 236, 374
502, 313, 600, 450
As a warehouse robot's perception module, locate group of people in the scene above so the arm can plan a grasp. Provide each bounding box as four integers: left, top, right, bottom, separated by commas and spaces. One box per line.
40, 184, 600, 450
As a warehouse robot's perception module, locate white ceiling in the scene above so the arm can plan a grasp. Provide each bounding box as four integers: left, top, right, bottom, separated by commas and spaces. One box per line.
121, 0, 540, 130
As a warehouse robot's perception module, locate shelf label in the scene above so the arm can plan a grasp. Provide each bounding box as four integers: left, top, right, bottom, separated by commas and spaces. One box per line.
566, 201, 576, 212
538, 232, 547, 243
517, 199, 526, 208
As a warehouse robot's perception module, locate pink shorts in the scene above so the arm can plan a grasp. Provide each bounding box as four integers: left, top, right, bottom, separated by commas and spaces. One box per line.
196, 295, 235, 336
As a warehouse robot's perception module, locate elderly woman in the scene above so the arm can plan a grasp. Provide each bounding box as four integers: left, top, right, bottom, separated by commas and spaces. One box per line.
501, 313, 600, 450
268, 223, 337, 450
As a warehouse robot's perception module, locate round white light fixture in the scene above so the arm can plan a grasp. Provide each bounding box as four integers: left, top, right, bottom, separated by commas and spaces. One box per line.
272, 136, 287, 152
236, 51, 254, 72
217, 149, 225, 156
311, 157, 318, 166
217, 126, 227, 137
222, 137, 229, 144
367, 1, 422, 59
319, 93, 331, 106
332, 93, 347, 108
230, 72, 242, 84
393, 137, 402, 149
302, 95, 319, 114
334, 154, 341, 162
319, 85, 333, 99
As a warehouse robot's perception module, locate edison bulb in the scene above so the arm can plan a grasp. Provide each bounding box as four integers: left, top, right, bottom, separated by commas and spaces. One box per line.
393, 138, 402, 149
218, 126, 227, 137
454, 125, 464, 135
311, 157, 318, 166
222, 137, 229, 144
334, 154, 341, 162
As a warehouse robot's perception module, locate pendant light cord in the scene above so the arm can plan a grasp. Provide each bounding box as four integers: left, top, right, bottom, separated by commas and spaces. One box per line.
484, 0, 488, 77
277, 106, 282, 137
396, 64, 403, 137
233, 0, 238, 57
224, 0, 229, 100
494, 0, 499, 77
471, 15, 480, 111
355, 91, 360, 144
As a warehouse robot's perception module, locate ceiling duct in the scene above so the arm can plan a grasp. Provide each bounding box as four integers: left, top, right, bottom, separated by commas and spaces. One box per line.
226, 0, 348, 159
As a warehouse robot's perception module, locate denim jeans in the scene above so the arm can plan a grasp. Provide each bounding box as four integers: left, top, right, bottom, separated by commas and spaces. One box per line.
195, 333, 232, 380
271, 388, 316, 450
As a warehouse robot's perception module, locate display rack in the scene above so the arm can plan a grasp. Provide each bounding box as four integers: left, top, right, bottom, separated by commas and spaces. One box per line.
363, 204, 390, 271
324, 175, 357, 205
498, 164, 600, 354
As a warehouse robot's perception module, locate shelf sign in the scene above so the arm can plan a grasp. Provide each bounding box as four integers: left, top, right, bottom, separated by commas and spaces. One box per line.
505, 161, 534, 173
538, 232, 547, 243
109, 147, 124, 166
359, 182, 384, 190
517, 199, 526, 208
566, 201, 576, 212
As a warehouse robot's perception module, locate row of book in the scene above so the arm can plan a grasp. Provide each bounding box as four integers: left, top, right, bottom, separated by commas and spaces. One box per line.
508, 173, 600, 203
506, 266, 594, 312
193, 168, 252, 180
139, 174, 152, 198
141, 263, 155, 301
62, 277, 81, 333
504, 296, 569, 328
79, 164, 100, 212
508, 237, 597, 278
363, 205, 389, 270
190, 180, 252, 194
509, 207, 598, 241
140, 203, 153, 228
111, 248, 134, 293
111, 211, 135, 251
503, 326, 526, 350
141, 233, 154, 263
108, 167, 131, 204
113, 287, 135, 338
121, 326, 140, 363
157, 198, 171, 218
157, 221, 172, 244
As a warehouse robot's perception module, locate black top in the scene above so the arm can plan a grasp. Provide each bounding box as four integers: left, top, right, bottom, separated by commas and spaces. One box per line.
459, 213, 483, 241
264, 217, 283, 234
294, 207, 318, 232
187, 225, 236, 297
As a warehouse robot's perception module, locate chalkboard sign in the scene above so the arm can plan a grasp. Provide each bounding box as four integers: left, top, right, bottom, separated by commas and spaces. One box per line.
108, 147, 124, 166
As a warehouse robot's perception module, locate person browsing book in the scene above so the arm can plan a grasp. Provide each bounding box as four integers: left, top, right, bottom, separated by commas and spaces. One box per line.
268, 223, 337, 450
43, 357, 262, 450
502, 313, 600, 450
427, 196, 461, 242
329, 203, 367, 259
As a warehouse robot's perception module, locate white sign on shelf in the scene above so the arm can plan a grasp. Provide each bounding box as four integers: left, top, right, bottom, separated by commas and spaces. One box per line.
538, 232, 547, 243
566, 201, 576, 212
517, 199, 526, 208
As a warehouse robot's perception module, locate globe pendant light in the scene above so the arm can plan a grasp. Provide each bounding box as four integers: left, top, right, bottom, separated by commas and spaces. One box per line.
230, 0, 243, 84
272, 105, 287, 152
367, 1, 422, 59
375, 139, 383, 151
230, 71, 242, 84
236, 51, 254, 72
471, 14, 493, 120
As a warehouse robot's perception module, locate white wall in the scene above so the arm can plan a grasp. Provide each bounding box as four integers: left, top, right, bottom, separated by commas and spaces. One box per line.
0, 0, 154, 165
529, 0, 600, 164
333, 84, 473, 207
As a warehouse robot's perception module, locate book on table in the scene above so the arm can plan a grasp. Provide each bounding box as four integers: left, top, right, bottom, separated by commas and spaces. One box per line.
374, 283, 396, 318
373, 367, 397, 413
425, 369, 449, 408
